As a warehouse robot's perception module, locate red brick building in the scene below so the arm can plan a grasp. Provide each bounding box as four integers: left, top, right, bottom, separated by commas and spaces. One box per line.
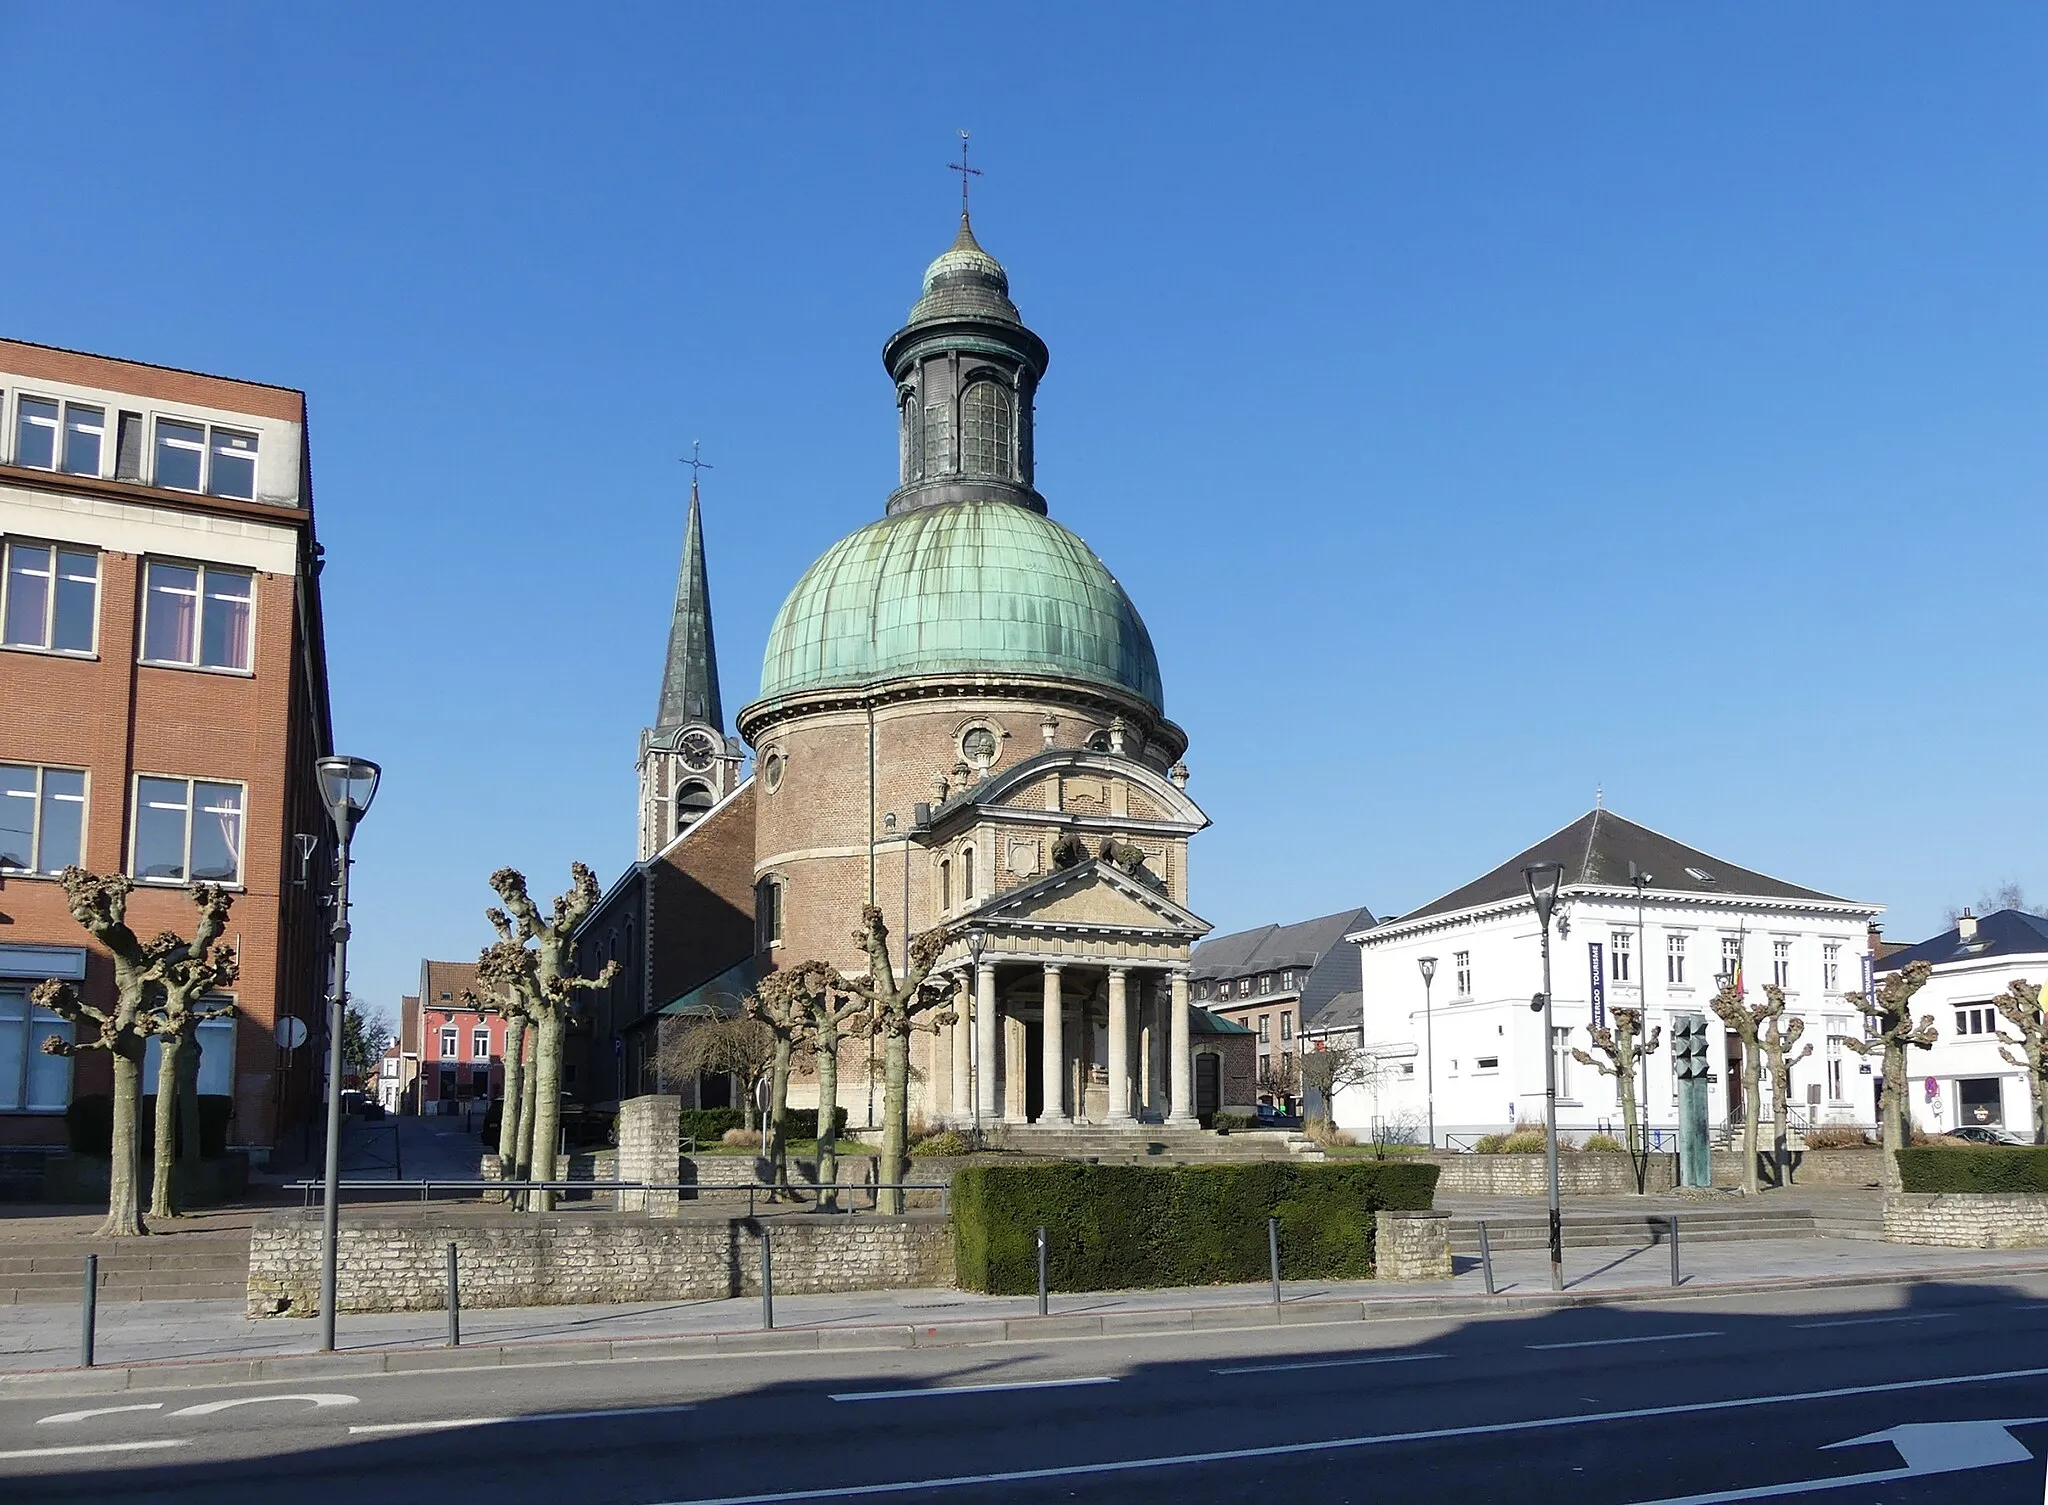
408, 960, 507, 1111
0, 338, 333, 1159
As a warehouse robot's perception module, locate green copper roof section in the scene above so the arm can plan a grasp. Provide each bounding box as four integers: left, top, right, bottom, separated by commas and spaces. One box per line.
758, 501, 1164, 711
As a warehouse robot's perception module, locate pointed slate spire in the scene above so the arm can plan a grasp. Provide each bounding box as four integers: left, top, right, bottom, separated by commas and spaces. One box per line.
655, 474, 722, 733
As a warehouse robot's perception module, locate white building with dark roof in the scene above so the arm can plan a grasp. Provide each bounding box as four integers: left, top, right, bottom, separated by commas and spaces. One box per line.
1333, 809, 1881, 1146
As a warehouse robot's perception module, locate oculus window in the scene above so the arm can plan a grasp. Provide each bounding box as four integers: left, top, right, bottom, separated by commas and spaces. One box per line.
0, 764, 85, 874
142, 561, 253, 671
132, 776, 244, 885
2, 541, 98, 653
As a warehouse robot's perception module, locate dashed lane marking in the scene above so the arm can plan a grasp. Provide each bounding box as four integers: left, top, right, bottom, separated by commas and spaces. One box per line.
0, 1440, 187, 1462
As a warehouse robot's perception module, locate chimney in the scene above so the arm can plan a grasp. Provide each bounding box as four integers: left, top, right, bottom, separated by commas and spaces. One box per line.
1958, 908, 1978, 942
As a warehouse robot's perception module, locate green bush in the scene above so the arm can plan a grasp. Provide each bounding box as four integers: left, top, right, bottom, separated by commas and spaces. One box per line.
1897, 1146, 2048, 1193
910, 1130, 971, 1158
64, 1094, 231, 1159
953, 1160, 1441, 1294
677, 1108, 746, 1143
1213, 1113, 1255, 1136
1583, 1134, 1625, 1153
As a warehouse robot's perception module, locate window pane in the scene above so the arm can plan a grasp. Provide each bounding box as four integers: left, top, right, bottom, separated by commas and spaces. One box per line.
196, 1015, 235, 1096
0, 765, 36, 871
143, 562, 199, 663
16, 398, 58, 469
38, 769, 84, 872
0, 991, 25, 1112
207, 429, 257, 499
62, 405, 104, 476
4, 542, 52, 647
154, 420, 204, 491
29, 1008, 74, 1109
51, 550, 97, 653
200, 569, 253, 670
190, 781, 242, 882
134, 777, 192, 880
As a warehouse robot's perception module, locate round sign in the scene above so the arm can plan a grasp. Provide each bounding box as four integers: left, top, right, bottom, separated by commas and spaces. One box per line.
274, 1016, 309, 1050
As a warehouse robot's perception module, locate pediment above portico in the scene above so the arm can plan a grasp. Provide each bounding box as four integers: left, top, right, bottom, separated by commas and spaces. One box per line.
959, 858, 1211, 941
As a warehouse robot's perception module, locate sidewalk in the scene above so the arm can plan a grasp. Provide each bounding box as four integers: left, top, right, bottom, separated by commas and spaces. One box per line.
6, 1235, 2048, 1391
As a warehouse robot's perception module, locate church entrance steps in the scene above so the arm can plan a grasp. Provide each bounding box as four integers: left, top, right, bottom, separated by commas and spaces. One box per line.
987, 1126, 1323, 1164
1445, 1206, 1819, 1255
0, 1230, 252, 1305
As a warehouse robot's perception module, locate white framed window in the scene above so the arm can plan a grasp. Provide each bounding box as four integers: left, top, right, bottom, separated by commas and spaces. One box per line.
755, 876, 784, 949
130, 776, 244, 885
1610, 930, 1632, 983
471, 1027, 490, 1061
1954, 1008, 1992, 1037
1281, 969, 1295, 990
2, 540, 99, 654
152, 417, 258, 499
1772, 939, 1793, 989
1280, 1010, 1293, 1043
0, 764, 86, 874
1258, 1015, 1270, 1043
1720, 935, 1742, 984
440, 1026, 458, 1058
14, 397, 105, 476
141, 560, 254, 671
1454, 951, 1472, 996
0, 983, 74, 1110
1239, 978, 1252, 999
1668, 934, 1688, 985
1822, 942, 1841, 994
1554, 1026, 1572, 1097
1825, 1015, 1849, 1100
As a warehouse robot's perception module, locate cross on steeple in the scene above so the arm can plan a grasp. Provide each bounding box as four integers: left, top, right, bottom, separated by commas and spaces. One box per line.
679, 440, 713, 499
948, 129, 981, 219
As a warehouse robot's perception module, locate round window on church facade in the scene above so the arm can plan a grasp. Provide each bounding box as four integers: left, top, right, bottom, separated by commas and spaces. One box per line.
960, 725, 999, 767
761, 748, 785, 793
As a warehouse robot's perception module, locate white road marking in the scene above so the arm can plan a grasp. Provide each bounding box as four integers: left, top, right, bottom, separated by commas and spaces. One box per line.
1615, 1415, 2048, 1504
347, 1402, 696, 1436
0, 1440, 187, 1462
649, 1360, 2048, 1504
523, 1403, 697, 1423
1214, 1352, 1448, 1375
349, 1418, 511, 1435
1793, 1313, 1951, 1329
830, 1376, 1117, 1403
37, 1402, 166, 1426
1527, 1331, 1720, 1351
170, 1392, 360, 1418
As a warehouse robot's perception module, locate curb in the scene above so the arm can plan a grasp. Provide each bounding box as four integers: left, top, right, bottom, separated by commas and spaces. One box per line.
5, 1258, 2048, 1399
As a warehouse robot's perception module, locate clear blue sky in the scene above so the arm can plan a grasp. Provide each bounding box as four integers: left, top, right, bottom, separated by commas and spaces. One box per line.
5, 5, 2043, 1025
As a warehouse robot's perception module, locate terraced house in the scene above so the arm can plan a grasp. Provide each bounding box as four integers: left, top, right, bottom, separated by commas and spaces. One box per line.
0, 339, 334, 1162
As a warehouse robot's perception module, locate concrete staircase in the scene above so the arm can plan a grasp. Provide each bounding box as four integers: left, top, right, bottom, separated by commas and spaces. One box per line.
991, 1125, 1325, 1165
0, 1234, 249, 1305
1447, 1205, 1819, 1257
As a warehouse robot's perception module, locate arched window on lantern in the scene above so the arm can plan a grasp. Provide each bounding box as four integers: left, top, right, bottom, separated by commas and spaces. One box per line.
960, 380, 1012, 476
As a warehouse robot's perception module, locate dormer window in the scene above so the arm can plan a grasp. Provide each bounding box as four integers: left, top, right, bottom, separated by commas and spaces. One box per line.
960, 380, 1012, 476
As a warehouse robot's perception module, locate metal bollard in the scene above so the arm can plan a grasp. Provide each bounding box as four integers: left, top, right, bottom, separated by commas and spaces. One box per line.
445, 1243, 461, 1347
80, 1255, 98, 1368
1668, 1215, 1681, 1288
1036, 1226, 1048, 1317
761, 1229, 774, 1330
1477, 1220, 1496, 1296
1268, 1217, 1282, 1309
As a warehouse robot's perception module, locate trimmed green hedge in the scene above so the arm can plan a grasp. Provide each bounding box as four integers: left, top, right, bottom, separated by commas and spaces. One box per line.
63, 1095, 231, 1159
953, 1160, 1441, 1294
1212, 1113, 1255, 1135
676, 1107, 848, 1145
1898, 1146, 2048, 1193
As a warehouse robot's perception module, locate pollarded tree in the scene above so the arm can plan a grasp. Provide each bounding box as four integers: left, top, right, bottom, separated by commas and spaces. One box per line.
1571, 1005, 1663, 1163
1839, 960, 1936, 1189
487, 864, 620, 1211
747, 968, 821, 1197
1711, 980, 1769, 1195
1298, 1043, 1372, 1128
1757, 984, 1812, 1184
841, 906, 952, 1215
34, 869, 187, 1236
468, 937, 539, 1180
149, 885, 239, 1219
1991, 978, 2048, 1145
795, 967, 870, 1211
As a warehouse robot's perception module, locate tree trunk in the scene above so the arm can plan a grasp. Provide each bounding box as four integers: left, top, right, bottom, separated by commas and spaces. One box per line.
150, 1034, 184, 1220
528, 1011, 565, 1212
816, 1019, 842, 1213
1880, 1043, 1906, 1191
102, 1046, 147, 1238
2033, 1057, 2048, 1147
497, 1020, 526, 1169
1770, 1060, 1790, 1189
1740, 1045, 1761, 1195
877, 1030, 909, 1215
766, 1036, 792, 1200
177, 1039, 202, 1194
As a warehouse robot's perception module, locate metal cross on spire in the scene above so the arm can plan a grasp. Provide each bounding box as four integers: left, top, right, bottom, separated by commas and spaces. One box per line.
948, 129, 981, 219
679, 440, 713, 499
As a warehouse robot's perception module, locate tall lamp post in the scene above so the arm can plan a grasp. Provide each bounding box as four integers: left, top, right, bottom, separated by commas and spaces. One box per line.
966, 927, 987, 1151
314, 755, 380, 1353
1417, 956, 1438, 1149
1524, 861, 1566, 1293
1630, 863, 1655, 1172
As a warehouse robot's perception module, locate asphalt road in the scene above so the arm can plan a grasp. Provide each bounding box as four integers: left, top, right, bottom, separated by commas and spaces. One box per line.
6, 1274, 2048, 1504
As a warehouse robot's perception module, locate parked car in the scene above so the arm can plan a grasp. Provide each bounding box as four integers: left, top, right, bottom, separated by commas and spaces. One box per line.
1254, 1103, 1303, 1130
1943, 1125, 2027, 1146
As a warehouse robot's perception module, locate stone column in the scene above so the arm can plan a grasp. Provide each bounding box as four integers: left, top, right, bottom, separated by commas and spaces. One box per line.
975, 963, 998, 1125
952, 973, 973, 1128
1139, 977, 1156, 1120
1040, 964, 1067, 1123
1167, 970, 1195, 1125
1106, 968, 1132, 1123
931, 996, 954, 1122
615, 1093, 680, 1216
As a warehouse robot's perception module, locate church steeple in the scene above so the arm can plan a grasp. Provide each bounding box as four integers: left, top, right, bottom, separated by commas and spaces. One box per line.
654, 470, 722, 733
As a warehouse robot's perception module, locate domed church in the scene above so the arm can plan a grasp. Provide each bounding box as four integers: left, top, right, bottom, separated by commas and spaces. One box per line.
581, 202, 1247, 1132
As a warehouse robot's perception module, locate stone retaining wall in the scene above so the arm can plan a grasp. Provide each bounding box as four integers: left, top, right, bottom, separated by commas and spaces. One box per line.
1711, 1147, 1884, 1189
246, 1209, 956, 1317
1884, 1192, 2048, 1249
1427, 1153, 1676, 1196
1375, 1211, 1452, 1281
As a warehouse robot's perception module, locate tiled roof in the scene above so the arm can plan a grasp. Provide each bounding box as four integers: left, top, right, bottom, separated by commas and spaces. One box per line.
1190, 906, 1375, 981
418, 960, 481, 1012
1876, 909, 2048, 973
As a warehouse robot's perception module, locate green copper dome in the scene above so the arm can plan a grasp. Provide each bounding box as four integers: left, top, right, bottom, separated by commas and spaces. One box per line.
758, 501, 1164, 711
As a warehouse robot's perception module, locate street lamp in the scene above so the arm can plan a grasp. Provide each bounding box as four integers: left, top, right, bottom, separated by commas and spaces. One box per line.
1417, 956, 1439, 1149
966, 928, 987, 1151
1630, 862, 1655, 1189
313, 755, 379, 1353
1523, 860, 1566, 1293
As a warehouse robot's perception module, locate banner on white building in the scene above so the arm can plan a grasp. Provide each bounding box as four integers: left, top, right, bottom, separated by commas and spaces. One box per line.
1588, 941, 1605, 1029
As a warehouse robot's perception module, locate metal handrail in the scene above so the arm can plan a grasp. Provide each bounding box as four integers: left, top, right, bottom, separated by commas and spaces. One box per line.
288, 1177, 953, 1216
